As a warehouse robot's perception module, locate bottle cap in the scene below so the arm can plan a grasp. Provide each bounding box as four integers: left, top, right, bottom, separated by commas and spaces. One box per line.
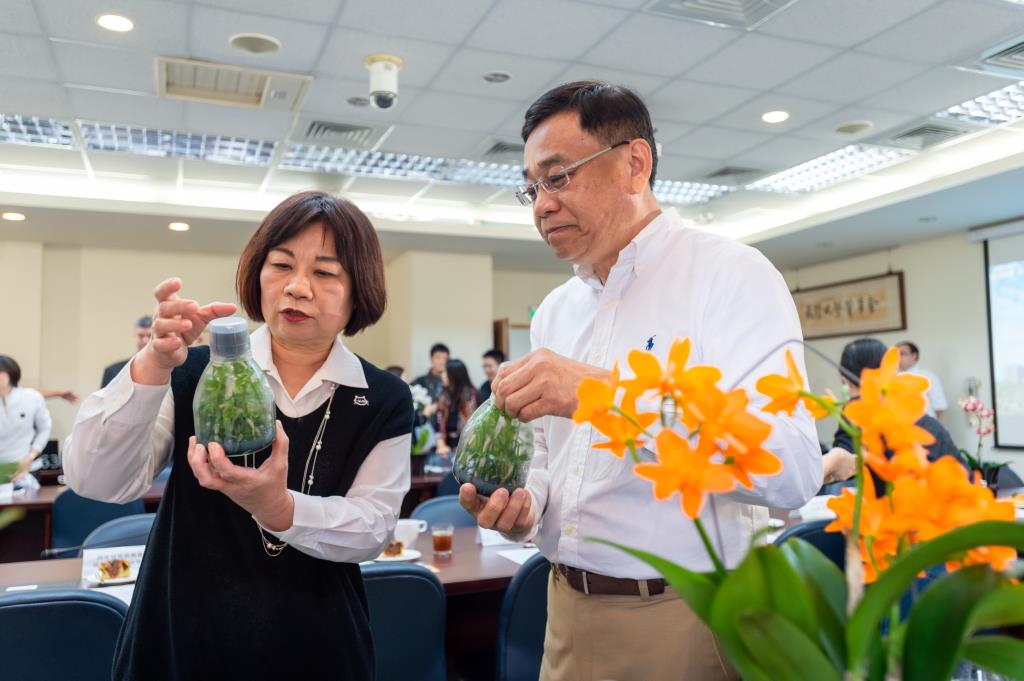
208, 316, 250, 358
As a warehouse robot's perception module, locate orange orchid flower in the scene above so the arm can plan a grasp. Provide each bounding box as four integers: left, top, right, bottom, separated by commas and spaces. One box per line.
826, 471, 902, 582
695, 388, 781, 488
589, 411, 658, 459
755, 349, 830, 419
619, 338, 722, 424
634, 429, 736, 518
573, 364, 620, 424
864, 444, 929, 483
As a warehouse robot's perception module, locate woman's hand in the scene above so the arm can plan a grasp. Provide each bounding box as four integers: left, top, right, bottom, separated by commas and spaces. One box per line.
132, 278, 236, 385
187, 421, 295, 532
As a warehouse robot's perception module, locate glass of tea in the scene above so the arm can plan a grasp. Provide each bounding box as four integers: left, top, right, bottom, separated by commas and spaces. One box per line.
431, 523, 454, 558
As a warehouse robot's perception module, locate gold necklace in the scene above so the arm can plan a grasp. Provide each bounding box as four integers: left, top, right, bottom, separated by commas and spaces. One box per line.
251, 386, 338, 557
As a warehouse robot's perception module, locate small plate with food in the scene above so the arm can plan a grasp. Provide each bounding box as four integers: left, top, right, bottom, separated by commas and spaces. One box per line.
84, 558, 135, 586
374, 540, 422, 562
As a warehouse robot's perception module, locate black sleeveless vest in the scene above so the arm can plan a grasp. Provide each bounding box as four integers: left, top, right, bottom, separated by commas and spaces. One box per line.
112, 346, 413, 681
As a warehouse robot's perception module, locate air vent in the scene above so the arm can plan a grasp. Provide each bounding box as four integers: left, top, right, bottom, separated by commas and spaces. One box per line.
156, 57, 310, 112
474, 137, 525, 162
296, 119, 390, 149
704, 165, 762, 181
645, 0, 794, 30
875, 119, 979, 151
981, 38, 1024, 75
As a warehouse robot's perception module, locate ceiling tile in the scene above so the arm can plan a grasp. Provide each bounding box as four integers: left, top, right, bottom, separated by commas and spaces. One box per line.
421, 183, 504, 202
346, 176, 430, 198
581, 0, 648, 7
88, 150, 180, 181
377, 124, 487, 158
655, 154, 720, 181
69, 89, 185, 129
667, 126, 773, 160
582, 14, 739, 77
267, 168, 344, 192
431, 49, 569, 102
468, 0, 627, 60
190, 6, 329, 73
778, 52, 927, 104
183, 160, 268, 184
544, 64, 668, 97
0, 145, 85, 171
791, 105, 916, 144
0, 76, 73, 117
199, 0, 343, 24
864, 66, 1019, 116
318, 27, 455, 87
683, 33, 839, 90
646, 79, 760, 125
858, 0, 1024, 64
652, 121, 694, 146
338, 0, 493, 45
53, 42, 155, 94
714, 93, 840, 133
184, 102, 294, 140
1, 0, 43, 34
33, 0, 187, 54
0, 34, 58, 80
727, 136, 848, 173
301, 76, 421, 121
400, 92, 522, 133
757, 0, 940, 48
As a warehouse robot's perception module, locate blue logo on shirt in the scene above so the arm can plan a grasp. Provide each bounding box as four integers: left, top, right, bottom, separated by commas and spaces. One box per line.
645, 335, 656, 351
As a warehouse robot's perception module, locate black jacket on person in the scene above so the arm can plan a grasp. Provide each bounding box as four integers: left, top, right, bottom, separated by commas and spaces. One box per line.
101, 359, 129, 388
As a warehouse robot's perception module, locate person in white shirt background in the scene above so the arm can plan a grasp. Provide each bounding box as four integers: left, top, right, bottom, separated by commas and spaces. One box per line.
897, 340, 948, 420
458, 81, 822, 681
0, 355, 52, 484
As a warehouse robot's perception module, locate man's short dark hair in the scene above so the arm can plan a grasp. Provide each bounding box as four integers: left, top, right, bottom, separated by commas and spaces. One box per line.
483, 349, 505, 363
899, 341, 920, 358
0, 355, 21, 387
840, 338, 887, 386
135, 315, 153, 328
430, 343, 450, 356
384, 365, 404, 378
521, 80, 658, 186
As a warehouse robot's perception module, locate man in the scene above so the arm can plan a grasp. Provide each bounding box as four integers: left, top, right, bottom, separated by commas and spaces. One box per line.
477, 349, 505, 403
897, 341, 947, 419
100, 315, 153, 388
458, 81, 822, 681
411, 343, 449, 405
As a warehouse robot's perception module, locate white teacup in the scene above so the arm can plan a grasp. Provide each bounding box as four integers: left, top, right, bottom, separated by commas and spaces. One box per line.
393, 518, 428, 548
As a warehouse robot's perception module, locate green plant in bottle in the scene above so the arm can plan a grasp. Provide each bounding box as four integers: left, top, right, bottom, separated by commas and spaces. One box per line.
193, 317, 275, 457
453, 396, 533, 495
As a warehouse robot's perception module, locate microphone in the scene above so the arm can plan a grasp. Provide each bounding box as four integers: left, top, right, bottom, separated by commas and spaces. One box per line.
40, 530, 153, 560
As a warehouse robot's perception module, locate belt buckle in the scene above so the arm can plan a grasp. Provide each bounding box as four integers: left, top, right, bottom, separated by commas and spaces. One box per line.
581, 569, 590, 596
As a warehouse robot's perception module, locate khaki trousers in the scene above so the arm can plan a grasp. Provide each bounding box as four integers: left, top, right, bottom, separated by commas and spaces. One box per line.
538, 571, 740, 681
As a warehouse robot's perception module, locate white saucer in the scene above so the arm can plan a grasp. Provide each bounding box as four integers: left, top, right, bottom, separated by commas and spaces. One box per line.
83, 571, 135, 586
374, 549, 422, 562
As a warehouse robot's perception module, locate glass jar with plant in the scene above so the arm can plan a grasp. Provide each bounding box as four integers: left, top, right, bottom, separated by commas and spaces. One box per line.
452, 396, 533, 496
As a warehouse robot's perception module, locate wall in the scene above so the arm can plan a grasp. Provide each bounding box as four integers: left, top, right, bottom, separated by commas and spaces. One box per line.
0, 242, 43, 388
492, 268, 571, 325
776, 230, 1020, 467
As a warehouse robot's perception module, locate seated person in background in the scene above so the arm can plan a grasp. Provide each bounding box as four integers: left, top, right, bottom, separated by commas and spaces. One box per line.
434, 359, 477, 458
0, 355, 52, 483
477, 348, 504, 403
821, 338, 963, 488
100, 315, 153, 388
384, 365, 408, 383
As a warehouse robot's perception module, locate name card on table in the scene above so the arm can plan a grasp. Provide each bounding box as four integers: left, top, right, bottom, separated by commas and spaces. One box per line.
476, 527, 523, 547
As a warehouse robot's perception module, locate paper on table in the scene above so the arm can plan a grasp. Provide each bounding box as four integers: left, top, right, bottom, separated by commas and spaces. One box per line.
98, 584, 134, 605
81, 545, 146, 582
498, 547, 540, 565
477, 527, 522, 547
794, 495, 838, 522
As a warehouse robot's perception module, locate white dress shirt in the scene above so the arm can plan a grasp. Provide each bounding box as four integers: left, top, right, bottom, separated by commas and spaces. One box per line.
63, 325, 411, 563
0, 387, 51, 463
904, 367, 947, 417
518, 209, 822, 578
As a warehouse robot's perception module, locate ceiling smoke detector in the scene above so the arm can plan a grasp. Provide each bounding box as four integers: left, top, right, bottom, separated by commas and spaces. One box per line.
230, 33, 281, 55
483, 71, 512, 83
347, 96, 370, 107
834, 120, 874, 135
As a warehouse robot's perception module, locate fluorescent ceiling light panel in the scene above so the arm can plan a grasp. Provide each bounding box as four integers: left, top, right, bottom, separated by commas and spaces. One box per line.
444, 160, 522, 187
78, 122, 276, 165
745, 144, 914, 193
0, 114, 73, 147
653, 179, 733, 205
282, 144, 450, 179
937, 80, 1024, 127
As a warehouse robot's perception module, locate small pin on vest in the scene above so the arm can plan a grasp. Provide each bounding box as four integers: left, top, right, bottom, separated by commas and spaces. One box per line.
353, 395, 369, 407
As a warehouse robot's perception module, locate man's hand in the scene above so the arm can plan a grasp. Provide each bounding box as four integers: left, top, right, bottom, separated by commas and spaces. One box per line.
821, 447, 857, 484
459, 483, 535, 536
492, 348, 608, 421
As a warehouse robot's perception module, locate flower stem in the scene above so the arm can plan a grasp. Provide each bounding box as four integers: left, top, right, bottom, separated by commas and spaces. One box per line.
626, 440, 640, 464
694, 517, 727, 577
612, 406, 655, 439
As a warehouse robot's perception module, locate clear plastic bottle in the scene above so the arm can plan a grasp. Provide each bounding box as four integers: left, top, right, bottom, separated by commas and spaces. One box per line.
452, 396, 533, 496
193, 317, 275, 457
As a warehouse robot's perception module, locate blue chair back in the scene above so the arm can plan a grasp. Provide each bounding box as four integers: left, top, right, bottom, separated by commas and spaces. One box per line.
51, 489, 146, 556
773, 518, 845, 570
496, 552, 550, 681
83, 513, 156, 551
435, 472, 461, 496
411, 495, 477, 528
0, 589, 128, 681
362, 563, 446, 681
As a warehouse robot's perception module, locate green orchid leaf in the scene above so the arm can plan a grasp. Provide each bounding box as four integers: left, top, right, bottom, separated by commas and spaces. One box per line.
780, 539, 848, 669
962, 635, 1024, 679
735, 609, 842, 681
969, 583, 1024, 631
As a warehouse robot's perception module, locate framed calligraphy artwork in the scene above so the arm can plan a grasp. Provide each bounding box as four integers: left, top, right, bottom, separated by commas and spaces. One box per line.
792, 272, 906, 340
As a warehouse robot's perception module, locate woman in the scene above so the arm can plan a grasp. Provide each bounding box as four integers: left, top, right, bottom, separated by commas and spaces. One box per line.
434, 359, 477, 457
63, 192, 412, 681
0, 355, 52, 483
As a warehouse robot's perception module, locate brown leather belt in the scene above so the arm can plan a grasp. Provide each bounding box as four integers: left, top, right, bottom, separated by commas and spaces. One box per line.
556, 564, 666, 596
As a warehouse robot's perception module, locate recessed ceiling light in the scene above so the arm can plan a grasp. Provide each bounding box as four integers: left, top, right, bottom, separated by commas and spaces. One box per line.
2, 212, 26, 221
834, 120, 874, 136
347, 96, 370, 107
229, 33, 281, 54
483, 71, 512, 84
761, 110, 790, 124
168, 222, 190, 232
96, 14, 134, 32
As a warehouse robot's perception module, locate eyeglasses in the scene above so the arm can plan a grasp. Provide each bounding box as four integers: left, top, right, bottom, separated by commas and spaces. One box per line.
514, 140, 630, 206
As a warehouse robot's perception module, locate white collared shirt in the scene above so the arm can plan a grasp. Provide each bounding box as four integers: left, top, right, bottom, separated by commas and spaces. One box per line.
903, 366, 947, 417
0, 387, 51, 463
63, 325, 411, 563
518, 208, 822, 578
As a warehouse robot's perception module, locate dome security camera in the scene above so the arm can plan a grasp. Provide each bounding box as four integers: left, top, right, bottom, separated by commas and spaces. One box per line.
364, 54, 403, 110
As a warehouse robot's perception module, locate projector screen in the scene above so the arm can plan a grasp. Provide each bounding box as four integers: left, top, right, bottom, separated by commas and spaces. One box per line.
987, 233, 1024, 449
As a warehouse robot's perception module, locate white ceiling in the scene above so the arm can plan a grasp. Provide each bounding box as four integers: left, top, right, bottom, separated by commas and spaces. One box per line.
2, 0, 1024, 267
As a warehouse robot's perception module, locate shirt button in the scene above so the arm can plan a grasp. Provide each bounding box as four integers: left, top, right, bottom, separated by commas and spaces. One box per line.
572, 466, 582, 476
593, 352, 604, 363
564, 525, 574, 536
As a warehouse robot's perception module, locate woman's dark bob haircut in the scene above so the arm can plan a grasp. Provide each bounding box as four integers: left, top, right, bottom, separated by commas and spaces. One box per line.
236, 191, 386, 336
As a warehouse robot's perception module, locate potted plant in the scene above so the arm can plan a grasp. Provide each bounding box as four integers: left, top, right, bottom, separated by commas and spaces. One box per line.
958, 395, 1008, 490
574, 339, 1023, 681
409, 383, 433, 476
452, 396, 533, 496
